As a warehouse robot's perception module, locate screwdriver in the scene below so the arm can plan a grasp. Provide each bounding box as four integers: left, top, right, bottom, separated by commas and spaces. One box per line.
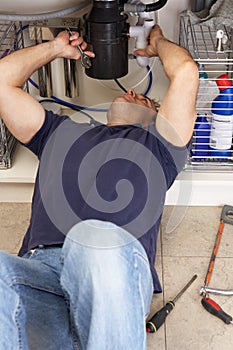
201, 297, 233, 324
146, 274, 197, 333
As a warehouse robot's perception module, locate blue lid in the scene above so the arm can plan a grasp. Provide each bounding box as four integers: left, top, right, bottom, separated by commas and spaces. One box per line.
212, 86, 233, 115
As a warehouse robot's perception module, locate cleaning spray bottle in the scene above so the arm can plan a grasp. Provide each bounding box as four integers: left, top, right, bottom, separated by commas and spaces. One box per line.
209, 74, 233, 159
193, 113, 211, 160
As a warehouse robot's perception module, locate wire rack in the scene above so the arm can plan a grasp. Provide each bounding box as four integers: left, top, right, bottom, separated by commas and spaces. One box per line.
0, 21, 26, 169
179, 13, 233, 172
0, 18, 80, 169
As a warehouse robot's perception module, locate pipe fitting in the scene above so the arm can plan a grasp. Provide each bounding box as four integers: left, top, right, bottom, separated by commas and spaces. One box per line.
129, 18, 154, 67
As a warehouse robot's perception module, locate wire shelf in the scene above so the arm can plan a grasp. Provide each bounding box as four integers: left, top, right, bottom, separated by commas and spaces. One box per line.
179, 13, 233, 172
0, 18, 79, 169
0, 22, 26, 169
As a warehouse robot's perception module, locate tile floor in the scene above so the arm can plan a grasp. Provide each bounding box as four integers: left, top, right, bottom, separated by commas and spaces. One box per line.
1, 203, 233, 350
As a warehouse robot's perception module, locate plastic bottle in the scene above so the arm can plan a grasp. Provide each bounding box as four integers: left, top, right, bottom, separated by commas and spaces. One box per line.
193, 114, 211, 160
209, 74, 233, 159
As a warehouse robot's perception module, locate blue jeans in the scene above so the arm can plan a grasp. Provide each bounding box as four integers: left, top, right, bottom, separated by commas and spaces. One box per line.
0, 220, 153, 350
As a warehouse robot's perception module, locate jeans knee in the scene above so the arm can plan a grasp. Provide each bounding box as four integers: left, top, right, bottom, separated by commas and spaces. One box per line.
0, 250, 27, 286
62, 241, 142, 300
0, 250, 13, 276
61, 220, 151, 297
63, 241, 127, 280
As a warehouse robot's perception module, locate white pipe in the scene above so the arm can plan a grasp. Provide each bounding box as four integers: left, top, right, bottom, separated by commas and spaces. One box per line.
129, 18, 154, 67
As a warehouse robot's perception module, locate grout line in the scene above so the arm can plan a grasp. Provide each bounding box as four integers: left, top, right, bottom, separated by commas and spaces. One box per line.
160, 224, 168, 350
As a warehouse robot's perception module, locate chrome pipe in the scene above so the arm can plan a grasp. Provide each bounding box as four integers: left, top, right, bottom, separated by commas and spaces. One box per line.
63, 58, 79, 98
38, 62, 53, 97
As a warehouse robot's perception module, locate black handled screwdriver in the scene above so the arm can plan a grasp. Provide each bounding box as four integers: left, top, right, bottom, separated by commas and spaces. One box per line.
146, 274, 197, 333
201, 297, 233, 324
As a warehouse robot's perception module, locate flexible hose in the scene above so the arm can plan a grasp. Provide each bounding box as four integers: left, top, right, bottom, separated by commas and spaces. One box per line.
145, 0, 168, 13
29, 78, 108, 112
114, 65, 153, 96
123, 0, 168, 13
114, 79, 127, 93
131, 57, 156, 90
0, 0, 91, 21
144, 66, 153, 96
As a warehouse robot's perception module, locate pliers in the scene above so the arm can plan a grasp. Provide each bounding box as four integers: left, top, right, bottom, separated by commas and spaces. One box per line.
66, 28, 92, 69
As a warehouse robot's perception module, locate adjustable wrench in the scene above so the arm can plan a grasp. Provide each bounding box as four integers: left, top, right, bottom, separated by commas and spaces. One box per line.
66, 28, 92, 69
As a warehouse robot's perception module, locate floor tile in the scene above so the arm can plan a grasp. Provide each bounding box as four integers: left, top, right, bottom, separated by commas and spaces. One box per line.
161, 206, 233, 258
0, 203, 30, 254
163, 255, 233, 350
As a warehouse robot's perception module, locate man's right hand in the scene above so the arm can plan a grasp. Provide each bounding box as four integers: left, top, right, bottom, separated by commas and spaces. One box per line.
0, 29, 96, 144
53, 31, 95, 61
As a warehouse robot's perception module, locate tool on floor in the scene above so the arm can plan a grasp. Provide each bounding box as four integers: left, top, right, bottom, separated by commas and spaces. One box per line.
200, 205, 233, 324
66, 28, 92, 69
201, 297, 233, 324
146, 274, 197, 333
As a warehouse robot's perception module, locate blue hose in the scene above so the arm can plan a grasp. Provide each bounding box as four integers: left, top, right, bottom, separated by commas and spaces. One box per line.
29, 66, 153, 112
28, 78, 108, 112
144, 65, 153, 96
50, 96, 108, 113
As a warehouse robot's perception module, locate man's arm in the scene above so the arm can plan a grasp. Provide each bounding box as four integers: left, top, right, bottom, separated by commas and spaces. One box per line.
135, 25, 199, 146
0, 31, 94, 144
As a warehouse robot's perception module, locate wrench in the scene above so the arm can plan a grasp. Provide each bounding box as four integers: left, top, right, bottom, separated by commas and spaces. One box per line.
66, 28, 92, 69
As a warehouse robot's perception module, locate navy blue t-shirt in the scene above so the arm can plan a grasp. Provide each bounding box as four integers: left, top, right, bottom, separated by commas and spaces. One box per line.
19, 110, 189, 292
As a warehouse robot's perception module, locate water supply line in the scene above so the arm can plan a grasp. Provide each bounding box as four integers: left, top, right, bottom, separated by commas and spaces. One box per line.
123, 0, 168, 13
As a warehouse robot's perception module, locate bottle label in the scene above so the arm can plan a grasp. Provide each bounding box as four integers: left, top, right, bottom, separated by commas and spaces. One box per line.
210, 114, 233, 150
